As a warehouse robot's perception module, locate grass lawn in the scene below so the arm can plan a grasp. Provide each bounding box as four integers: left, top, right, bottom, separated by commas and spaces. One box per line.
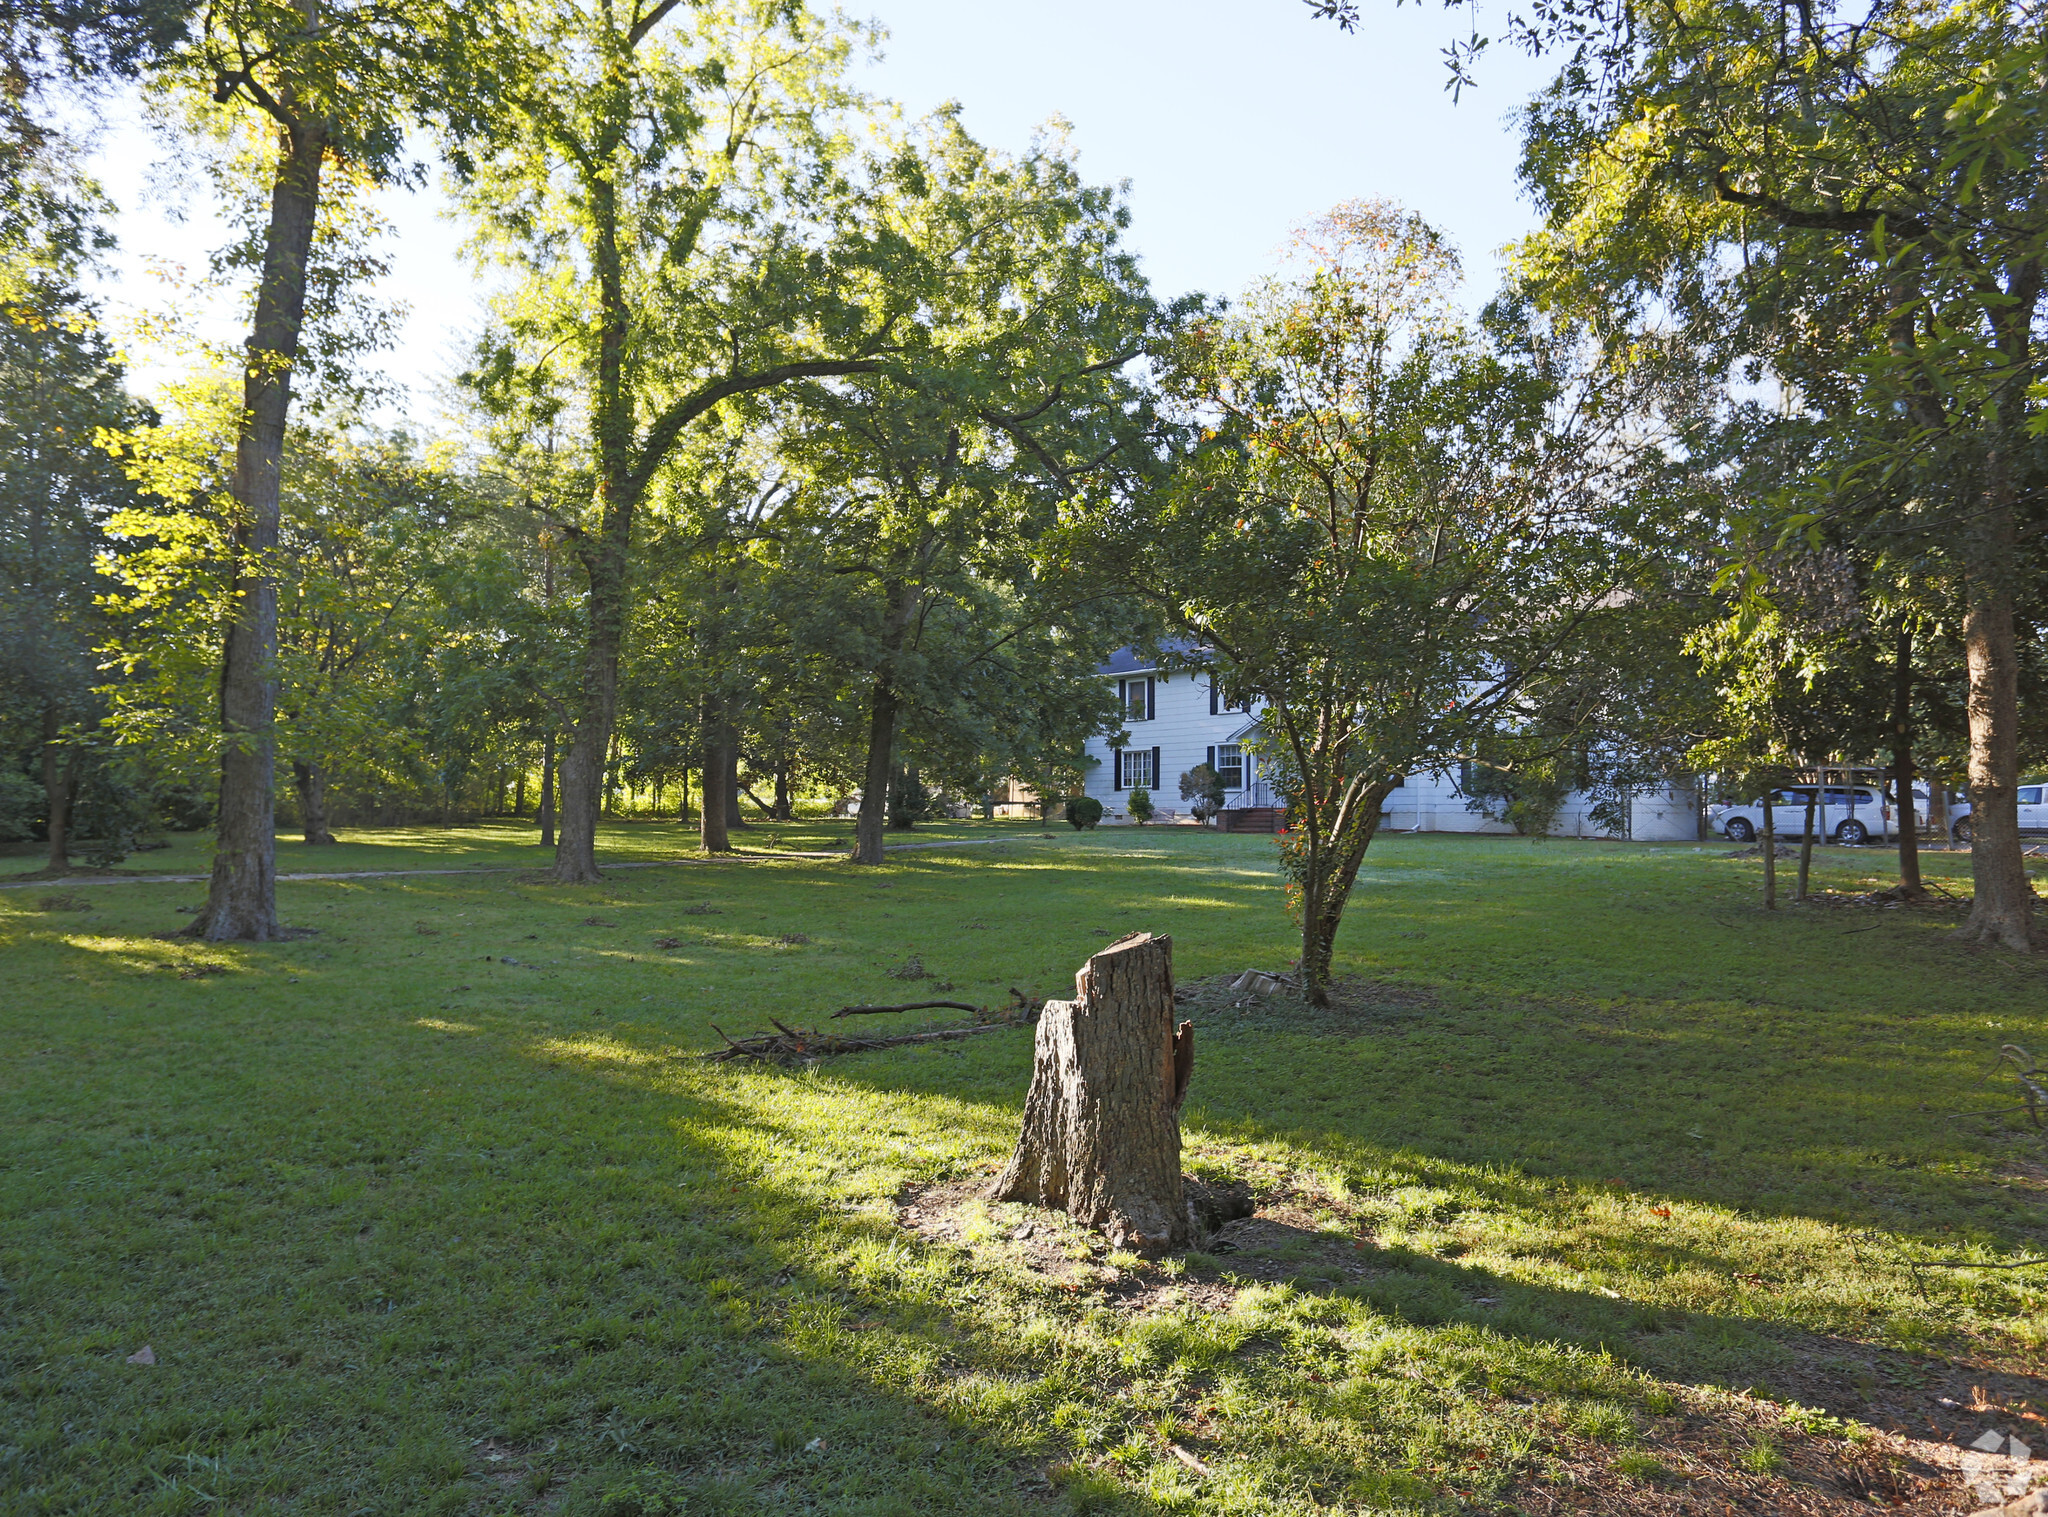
0, 814, 1023, 881
7, 826, 2048, 1515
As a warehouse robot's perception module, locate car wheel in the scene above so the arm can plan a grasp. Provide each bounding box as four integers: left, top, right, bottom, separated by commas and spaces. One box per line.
1725, 818, 1754, 842
1953, 818, 1973, 846
1834, 819, 1869, 845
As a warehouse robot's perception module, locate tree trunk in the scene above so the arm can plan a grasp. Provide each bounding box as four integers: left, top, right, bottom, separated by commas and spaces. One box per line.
699, 697, 731, 853
539, 731, 556, 848
725, 737, 747, 830
1892, 620, 1924, 898
852, 678, 897, 865
1762, 797, 1777, 909
193, 114, 328, 941
292, 760, 338, 845
1796, 790, 1816, 902
1959, 457, 2032, 948
515, 764, 528, 817
41, 703, 71, 875
990, 933, 1196, 1255
772, 756, 792, 821
1297, 779, 1398, 1007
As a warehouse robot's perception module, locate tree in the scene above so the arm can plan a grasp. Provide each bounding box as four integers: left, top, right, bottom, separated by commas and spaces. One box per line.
1504, 0, 2048, 946
145, 0, 479, 938
457, 0, 900, 884
759, 120, 1157, 865
1115, 202, 1691, 1004
0, 211, 149, 872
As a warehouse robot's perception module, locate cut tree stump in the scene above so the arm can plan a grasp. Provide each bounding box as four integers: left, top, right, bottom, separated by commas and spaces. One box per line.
989, 932, 1201, 1254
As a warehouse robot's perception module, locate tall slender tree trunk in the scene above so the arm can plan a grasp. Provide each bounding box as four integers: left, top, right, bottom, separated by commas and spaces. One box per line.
725, 733, 747, 830
292, 759, 338, 845
1892, 619, 1924, 898
551, 98, 634, 886
1796, 790, 1816, 902
1959, 455, 2033, 948
1762, 798, 1777, 909
193, 115, 329, 941
41, 703, 71, 876
772, 756, 792, 821
515, 764, 528, 817
539, 731, 556, 847
699, 697, 731, 853
852, 679, 898, 866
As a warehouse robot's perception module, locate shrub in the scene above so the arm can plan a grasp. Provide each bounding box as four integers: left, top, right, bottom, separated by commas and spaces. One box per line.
1179, 763, 1226, 823
1065, 796, 1103, 830
1127, 786, 1154, 824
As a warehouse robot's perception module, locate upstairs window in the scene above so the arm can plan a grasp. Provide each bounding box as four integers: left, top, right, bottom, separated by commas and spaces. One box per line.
1119, 676, 1155, 722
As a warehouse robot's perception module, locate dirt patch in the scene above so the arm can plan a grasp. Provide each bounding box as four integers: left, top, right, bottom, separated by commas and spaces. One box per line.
1515, 1392, 1998, 1515
471, 1437, 561, 1509
896, 1172, 1344, 1309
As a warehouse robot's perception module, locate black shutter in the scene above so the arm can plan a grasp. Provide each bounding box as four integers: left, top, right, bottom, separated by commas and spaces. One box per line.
1112, 749, 1123, 791
1209, 683, 1217, 715
1207, 745, 1216, 773
1151, 746, 1161, 789
1146, 677, 1156, 720
1117, 678, 1126, 714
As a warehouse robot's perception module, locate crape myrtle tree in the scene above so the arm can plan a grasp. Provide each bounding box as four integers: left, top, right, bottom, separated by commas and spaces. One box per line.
1113, 201, 1696, 1005
457, 0, 917, 886
140, 0, 482, 938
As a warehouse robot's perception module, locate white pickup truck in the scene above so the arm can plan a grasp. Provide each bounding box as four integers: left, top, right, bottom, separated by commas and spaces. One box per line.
1712, 784, 1919, 845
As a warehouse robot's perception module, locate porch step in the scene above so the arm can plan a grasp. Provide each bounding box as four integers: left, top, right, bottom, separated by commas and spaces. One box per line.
1221, 806, 1284, 834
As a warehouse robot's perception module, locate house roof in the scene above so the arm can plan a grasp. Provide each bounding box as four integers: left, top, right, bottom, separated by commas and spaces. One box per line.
1095, 640, 1206, 677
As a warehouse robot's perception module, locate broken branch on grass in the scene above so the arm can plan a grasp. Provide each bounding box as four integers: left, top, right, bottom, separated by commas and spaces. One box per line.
701, 1021, 1007, 1066
830, 999, 983, 1019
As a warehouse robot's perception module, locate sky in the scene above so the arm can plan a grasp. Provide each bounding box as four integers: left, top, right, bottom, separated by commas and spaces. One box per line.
80, 0, 1557, 422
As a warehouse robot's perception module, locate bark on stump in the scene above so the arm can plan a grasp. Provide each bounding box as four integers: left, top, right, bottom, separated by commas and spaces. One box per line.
990, 933, 1197, 1254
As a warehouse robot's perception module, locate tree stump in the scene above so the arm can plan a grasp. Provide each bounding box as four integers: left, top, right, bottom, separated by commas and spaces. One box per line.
989, 933, 1197, 1254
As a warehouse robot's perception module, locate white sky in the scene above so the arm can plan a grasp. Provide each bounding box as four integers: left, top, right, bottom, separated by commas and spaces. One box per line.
77, 0, 1556, 423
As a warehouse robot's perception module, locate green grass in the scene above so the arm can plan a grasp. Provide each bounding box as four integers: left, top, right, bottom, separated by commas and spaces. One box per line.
6, 827, 2048, 1515
0, 814, 1041, 880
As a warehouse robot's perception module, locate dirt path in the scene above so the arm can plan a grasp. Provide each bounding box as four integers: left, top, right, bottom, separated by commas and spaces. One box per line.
0, 834, 1045, 891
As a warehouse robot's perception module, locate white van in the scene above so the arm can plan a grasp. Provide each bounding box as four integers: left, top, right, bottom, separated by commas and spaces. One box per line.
1948, 782, 2048, 845
1713, 784, 1914, 845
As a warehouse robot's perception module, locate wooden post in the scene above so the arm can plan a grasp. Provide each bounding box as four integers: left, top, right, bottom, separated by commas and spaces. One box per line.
991, 933, 1196, 1254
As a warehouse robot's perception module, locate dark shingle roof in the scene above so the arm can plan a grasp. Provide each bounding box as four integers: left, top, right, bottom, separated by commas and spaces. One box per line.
1095, 640, 1206, 677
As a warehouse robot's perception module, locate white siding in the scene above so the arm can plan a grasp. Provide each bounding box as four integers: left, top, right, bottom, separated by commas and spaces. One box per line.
1081, 668, 1267, 823
1078, 660, 1701, 838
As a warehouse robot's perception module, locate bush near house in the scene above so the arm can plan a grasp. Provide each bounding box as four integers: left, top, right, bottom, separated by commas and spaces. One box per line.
1064, 795, 1102, 830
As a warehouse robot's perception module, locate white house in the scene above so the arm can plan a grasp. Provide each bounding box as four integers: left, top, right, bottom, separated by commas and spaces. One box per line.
1076, 645, 1701, 840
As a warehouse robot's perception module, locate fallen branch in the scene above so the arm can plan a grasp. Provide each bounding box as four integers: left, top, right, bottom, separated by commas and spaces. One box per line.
701, 1021, 1007, 1066
830, 999, 983, 1019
